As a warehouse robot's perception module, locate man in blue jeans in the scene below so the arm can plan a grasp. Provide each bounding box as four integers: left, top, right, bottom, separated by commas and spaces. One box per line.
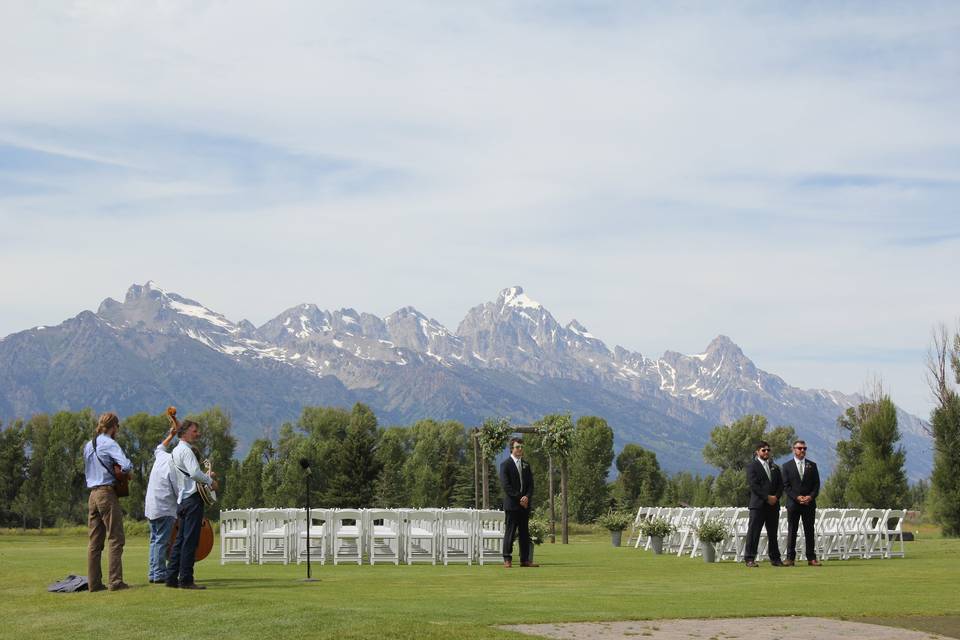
145, 422, 179, 583
166, 419, 217, 590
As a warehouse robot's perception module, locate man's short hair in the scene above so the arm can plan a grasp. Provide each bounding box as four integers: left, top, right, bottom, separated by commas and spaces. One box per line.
509, 437, 523, 449
755, 440, 770, 451
178, 419, 199, 437
793, 439, 806, 447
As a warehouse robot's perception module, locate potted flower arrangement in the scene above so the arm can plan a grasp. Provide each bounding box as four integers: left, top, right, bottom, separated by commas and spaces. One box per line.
637, 517, 675, 554
596, 511, 633, 547
694, 518, 728, 563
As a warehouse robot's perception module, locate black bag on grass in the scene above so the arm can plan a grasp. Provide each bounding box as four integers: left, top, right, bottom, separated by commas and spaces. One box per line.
47, 575, 88, 593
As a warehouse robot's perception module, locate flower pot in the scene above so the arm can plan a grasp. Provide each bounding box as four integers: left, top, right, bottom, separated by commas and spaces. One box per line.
611, 530, 622, 547
649, 536, 664, 554
702, 542, 717, 563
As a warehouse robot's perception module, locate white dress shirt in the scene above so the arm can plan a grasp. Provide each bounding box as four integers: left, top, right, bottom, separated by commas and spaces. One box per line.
759, 458, 771, 480
171, 440, 212, 504
512, 454, 523, 492
145, 444, 179, 519
83, 434, 132, 488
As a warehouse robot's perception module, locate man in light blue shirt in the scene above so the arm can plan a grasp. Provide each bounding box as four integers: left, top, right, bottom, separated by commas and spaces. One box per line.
166, 419, 217, 590
144, 422, 179, 583
82, 412, 133, 592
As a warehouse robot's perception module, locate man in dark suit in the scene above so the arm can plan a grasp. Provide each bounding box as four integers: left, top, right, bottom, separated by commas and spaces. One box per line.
781, 439, 822, 566
744, 440, 784, 567
499, 437, 537, 568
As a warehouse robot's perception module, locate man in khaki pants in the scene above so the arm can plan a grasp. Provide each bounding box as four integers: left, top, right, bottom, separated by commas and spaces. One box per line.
82, 412, 133, 592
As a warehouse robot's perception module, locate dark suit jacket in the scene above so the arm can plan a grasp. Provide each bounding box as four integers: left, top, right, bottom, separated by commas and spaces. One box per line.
499, 456, 534, 511
746, 458, 783, 509
781, 457, 820, 510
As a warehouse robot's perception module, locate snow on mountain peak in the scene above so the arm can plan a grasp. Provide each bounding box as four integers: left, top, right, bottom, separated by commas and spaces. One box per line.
567, 320, 595, 339
499, 286, 541, 310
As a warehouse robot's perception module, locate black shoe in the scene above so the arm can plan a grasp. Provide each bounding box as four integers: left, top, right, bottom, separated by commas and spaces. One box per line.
745, 561, 759, 568
770, 561, 785, 566
165, 581, 179, 588
89, 584, 107, 593
180, 583, 206, 590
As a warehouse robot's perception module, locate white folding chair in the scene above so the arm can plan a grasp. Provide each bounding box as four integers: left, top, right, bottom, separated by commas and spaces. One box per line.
368, 509, 401, 565
441, 509, 474, 565
840, 509, 866, 559
816, 508, 844, 560
256, 508, 294, 565
860, 508, 889, 559
295, 508, 329, 565
476, 510, 506, 565
220, 509, 254, 564
883, 509, 907, 558
404, 509, 439, 565
331, 509, 364, 565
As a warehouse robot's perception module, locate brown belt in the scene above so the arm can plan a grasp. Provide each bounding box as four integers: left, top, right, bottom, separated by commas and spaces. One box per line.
90, 485, 114, 491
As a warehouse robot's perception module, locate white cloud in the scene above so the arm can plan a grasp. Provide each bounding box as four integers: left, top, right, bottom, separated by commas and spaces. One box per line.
1, 1, 958, 416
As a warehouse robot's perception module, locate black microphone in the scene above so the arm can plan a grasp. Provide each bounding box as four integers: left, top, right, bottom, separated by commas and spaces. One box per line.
299, 458, 311, 474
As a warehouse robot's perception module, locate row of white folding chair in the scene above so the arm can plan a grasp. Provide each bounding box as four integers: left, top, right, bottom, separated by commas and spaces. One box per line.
221, 508, 507, 566
630, 506, 907, 562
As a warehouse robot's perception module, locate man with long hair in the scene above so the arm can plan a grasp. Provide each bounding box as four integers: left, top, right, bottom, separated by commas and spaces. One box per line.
82, 412, 133, 591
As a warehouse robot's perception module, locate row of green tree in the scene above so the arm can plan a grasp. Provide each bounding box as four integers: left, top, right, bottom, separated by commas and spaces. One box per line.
0, 405, 628, 527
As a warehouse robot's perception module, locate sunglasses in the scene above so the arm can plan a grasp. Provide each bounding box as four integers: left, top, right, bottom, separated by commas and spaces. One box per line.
759, 448, 770, 452
794, 446, 807, 450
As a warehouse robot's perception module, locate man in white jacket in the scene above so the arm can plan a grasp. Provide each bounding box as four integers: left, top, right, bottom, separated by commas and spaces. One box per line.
145, 422, 179, 583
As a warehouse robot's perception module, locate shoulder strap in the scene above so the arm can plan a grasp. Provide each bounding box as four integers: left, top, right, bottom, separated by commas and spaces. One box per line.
91, 436, 116, 477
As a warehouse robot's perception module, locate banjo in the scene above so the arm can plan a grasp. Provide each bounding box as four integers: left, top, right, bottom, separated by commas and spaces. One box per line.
166, 406, 217, 507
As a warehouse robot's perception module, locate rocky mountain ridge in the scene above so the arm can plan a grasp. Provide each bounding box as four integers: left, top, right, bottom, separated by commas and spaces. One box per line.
0, 282, 932, 478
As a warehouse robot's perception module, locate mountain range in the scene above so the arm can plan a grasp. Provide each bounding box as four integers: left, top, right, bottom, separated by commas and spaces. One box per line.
0, 283, 932, 478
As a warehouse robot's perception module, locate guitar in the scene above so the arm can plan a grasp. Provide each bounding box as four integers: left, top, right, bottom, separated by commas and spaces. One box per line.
166, 406, 217, 507
91, 436, 130, 497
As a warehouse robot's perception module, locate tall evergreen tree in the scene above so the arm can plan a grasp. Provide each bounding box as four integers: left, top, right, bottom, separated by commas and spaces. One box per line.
235, 439, 275, 508
0, 420, 27, 527
614, 444, 665, 508
821, 403, 870, 507
928, 327, 960, 536
403, 419, 467, 508
15, 414, 52, 529
845, 395, 908, 508
568, 416, 614, 523
324, 403, 381, 508
373, 427, 410, 507
42, 410, 93, 525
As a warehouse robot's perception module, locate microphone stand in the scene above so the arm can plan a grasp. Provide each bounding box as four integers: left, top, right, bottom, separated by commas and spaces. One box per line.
301, 461, 318, 582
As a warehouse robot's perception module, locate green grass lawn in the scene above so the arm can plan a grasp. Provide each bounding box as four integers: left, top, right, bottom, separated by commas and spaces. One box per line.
2, 530, 958, 640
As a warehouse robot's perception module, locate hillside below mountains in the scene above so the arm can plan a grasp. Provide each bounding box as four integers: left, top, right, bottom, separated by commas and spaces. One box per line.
0, 283, 932, 478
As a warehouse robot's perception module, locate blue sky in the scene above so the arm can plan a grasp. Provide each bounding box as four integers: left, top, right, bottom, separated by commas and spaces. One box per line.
1, 1, 958, 416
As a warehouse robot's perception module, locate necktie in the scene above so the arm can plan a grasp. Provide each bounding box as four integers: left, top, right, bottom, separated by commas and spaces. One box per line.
799, 460, 804, 480
762, 461, 771, 481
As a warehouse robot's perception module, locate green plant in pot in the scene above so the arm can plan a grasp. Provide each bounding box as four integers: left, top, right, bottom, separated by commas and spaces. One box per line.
596, 511, 633, 547
637, 517, 675, 554
694, 518, 728, 563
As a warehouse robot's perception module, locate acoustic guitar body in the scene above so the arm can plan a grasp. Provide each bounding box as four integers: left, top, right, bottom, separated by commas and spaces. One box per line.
167, 517, 214, 562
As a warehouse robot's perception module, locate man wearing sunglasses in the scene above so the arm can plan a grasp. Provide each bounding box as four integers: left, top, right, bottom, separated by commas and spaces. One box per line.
744, 440, 784, 567
781, 439, 822, 566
